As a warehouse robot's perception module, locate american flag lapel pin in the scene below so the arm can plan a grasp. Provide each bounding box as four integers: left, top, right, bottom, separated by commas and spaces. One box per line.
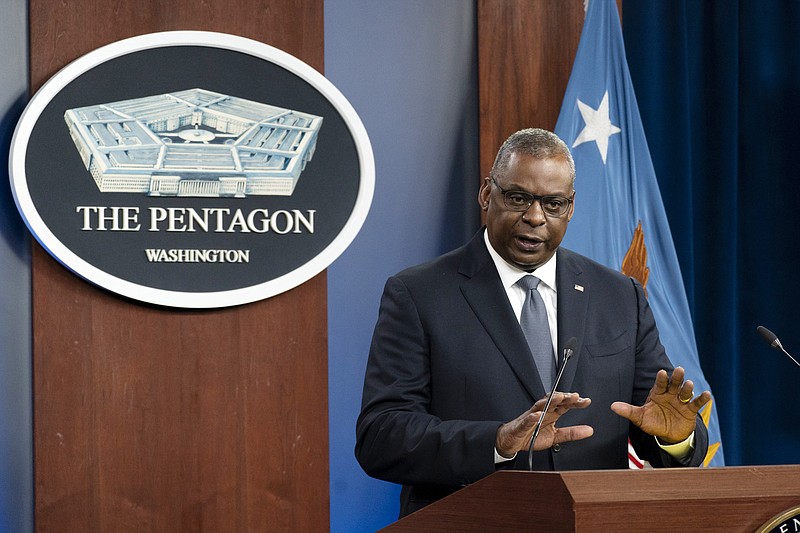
574, 284, 584, 292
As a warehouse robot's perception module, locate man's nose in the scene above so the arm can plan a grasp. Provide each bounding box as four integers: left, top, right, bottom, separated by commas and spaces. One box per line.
521, 199, 547, 224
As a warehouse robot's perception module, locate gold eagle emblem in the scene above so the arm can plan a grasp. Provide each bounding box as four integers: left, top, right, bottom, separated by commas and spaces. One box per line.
621, 221, 650, 296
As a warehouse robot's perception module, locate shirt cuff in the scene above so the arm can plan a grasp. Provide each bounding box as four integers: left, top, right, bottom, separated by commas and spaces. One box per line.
655, 431, 695, 461
494, 448, 516, 464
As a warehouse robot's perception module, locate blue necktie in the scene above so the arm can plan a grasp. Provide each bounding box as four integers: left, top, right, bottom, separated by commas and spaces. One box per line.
517, 275, 555, 392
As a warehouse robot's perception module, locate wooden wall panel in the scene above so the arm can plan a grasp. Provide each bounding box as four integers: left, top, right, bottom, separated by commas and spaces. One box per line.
29, 1, 327, 531
477, 0, 586, 180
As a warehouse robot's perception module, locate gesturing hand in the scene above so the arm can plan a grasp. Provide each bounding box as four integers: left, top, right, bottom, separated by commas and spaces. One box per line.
495, 392, 593, 458
610, 366, 711, 444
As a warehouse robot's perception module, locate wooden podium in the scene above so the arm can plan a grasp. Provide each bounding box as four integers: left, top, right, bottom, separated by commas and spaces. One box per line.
383, 465, 800, 532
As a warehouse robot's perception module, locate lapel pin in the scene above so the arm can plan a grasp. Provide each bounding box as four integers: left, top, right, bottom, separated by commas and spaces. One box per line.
574, 284, 584, 292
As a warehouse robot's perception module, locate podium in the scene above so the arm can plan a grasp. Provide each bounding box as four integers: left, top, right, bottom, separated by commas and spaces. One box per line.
383, 465, 800, 532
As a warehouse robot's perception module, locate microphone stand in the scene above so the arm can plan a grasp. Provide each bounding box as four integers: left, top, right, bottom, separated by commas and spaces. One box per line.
528, 342, 575, 471
757, 325, 800, 369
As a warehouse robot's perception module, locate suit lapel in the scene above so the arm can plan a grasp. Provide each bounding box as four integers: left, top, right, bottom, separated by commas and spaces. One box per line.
458, 231, 546, 402
555, 248, 588, 394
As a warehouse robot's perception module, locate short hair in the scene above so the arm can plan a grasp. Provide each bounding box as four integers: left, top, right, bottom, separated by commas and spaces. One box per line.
489, 128, 576, 186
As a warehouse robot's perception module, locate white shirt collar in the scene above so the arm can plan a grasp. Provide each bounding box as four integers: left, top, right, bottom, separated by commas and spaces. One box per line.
483, 229, 557, 292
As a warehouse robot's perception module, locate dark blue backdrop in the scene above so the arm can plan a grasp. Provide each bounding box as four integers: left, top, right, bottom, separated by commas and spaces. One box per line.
624, 0, 800, 465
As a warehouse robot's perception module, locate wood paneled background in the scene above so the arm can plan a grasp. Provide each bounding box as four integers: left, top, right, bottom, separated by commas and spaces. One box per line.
29, 0, 328, 530
477, 0, 586, 180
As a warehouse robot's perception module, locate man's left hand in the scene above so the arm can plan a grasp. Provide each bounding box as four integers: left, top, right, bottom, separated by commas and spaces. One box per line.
610, 367, 711, 443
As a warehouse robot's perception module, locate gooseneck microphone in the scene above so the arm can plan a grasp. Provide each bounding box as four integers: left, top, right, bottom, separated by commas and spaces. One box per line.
528, 337, 577, 471
757, 326, 800, 369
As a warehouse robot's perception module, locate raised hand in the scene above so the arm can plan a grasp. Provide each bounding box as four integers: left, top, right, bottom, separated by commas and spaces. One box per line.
610, 367, 711, 443
495, 392, 593, 458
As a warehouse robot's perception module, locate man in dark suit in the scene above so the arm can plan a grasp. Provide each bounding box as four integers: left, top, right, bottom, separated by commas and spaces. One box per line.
355, 128, 710, 518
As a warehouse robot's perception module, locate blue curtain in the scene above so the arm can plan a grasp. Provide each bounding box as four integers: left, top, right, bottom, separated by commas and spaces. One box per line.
623, 1, 800, 465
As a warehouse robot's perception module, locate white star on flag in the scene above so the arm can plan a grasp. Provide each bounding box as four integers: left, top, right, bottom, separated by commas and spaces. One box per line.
572, 90, 621, 164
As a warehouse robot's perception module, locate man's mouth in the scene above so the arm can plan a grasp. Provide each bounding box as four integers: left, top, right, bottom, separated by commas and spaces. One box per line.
515, 235, 545, 252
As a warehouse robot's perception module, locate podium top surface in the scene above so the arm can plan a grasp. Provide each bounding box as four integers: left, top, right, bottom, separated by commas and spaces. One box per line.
511, 464, 800, 503
384, 465, 800, 532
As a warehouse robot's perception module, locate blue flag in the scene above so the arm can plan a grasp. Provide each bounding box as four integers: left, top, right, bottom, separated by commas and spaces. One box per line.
555, 0, 724, 466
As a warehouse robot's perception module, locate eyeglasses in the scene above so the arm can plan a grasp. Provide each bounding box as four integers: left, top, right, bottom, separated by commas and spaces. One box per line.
490, 178, 573, 217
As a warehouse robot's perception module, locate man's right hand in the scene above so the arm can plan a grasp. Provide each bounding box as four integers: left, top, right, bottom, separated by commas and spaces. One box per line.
495, 392, 594, 458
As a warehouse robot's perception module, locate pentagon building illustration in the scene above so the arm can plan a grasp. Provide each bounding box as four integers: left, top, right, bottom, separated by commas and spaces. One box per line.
64, 88, 323, 197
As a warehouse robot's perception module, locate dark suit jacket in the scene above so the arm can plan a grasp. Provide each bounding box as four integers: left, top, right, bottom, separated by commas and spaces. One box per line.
355, 230, 708, 517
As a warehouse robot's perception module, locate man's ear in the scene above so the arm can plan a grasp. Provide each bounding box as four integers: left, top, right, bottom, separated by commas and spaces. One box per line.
478, 177, 491, 210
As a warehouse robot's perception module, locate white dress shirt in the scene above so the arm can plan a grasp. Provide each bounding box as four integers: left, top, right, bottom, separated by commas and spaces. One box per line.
483, 230, 558, 359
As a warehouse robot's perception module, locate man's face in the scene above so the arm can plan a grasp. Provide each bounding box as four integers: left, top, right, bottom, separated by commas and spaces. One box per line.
479, 153, 574, 271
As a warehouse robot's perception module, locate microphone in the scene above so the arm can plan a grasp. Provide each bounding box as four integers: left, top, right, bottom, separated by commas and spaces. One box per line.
528, 337, 577, 471
757, 326, 800, 369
